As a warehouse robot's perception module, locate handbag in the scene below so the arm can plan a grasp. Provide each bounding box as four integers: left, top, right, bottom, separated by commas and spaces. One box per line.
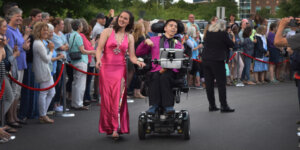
69, 34, 82, 60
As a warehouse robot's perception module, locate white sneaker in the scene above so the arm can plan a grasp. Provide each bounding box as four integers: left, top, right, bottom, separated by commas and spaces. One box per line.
55, 106, 63, 112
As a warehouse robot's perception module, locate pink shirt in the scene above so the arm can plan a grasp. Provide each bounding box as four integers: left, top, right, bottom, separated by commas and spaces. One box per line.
79, 33, 94, 63
136, 36, 183, 72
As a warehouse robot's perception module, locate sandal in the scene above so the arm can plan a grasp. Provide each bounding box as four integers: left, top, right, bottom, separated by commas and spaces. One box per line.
7, 122, 22, 128
71, 106, 89, 111
4, 126, 17, 133
112, 131, 119, 140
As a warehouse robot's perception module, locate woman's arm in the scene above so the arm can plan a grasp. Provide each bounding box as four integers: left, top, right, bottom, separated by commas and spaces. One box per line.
128, 34, 145, 68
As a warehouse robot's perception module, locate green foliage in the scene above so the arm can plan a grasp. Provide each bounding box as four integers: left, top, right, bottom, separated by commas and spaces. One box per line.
256, 7, 272, 19
277, 0, 300, 18
0, 0, 238, 22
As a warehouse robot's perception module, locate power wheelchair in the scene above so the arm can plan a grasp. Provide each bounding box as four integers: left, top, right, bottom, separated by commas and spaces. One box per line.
137, 47, 192, 140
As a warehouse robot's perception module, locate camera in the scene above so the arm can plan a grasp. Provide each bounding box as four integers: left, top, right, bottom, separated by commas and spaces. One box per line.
288, 19, 299, 27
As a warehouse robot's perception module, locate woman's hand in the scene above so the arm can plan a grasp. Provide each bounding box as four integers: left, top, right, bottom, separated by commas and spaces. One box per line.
48, 41, 55, 52
145, 39, 154, 47
136, 61, 146, 68
13, 47, 20, 57
57, 53, 65, 59
22, 38, 30, 50
96, 60, 102, 70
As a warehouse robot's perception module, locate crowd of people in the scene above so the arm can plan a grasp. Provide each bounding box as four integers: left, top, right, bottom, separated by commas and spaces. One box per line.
0, 1, 299, 142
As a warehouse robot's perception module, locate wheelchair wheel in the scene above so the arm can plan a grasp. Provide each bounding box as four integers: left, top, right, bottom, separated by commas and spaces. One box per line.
138, 119, 146, 140
183, 113, 190, 140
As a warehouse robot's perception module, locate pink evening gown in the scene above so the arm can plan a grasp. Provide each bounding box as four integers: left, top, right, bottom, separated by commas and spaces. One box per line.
98, 30, 129, 134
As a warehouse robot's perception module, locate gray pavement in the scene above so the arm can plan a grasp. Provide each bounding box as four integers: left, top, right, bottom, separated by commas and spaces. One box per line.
0, 81, 299, 150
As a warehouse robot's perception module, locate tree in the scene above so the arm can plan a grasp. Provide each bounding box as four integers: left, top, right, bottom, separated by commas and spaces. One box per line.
277, 0, 300, 18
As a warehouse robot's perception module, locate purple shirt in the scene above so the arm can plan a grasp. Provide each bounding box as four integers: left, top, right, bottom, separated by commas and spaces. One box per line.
6, 25, 27, 70
267, 32, 276, 49
136, 36, 183, 72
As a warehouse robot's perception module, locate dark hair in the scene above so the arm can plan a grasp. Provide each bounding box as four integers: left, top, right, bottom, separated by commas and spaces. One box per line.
164, 19, 184, 34
71, 19, 82, 31
50, 17, 62, 28
113, 10, 134, 33
243, 26, 252, 38
29, 8, 42, 17
269, 22, 277, 31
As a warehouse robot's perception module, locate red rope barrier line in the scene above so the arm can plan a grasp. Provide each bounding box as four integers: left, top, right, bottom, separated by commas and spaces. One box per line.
241, 52, 289, 65
0, 79, 5, 100
8, 64, 65, 91
67, 63, 99, 76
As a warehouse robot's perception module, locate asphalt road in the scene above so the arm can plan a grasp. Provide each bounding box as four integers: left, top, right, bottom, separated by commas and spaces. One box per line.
1, 81, 299, 150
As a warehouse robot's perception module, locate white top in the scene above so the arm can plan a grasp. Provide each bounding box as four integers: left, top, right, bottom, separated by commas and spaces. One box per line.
92, 22, 104, 39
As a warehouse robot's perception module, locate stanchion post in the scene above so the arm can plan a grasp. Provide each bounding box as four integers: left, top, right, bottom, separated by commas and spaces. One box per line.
236, 51, 245, 87
56, 61, 75, 117
0, 99, 4, 127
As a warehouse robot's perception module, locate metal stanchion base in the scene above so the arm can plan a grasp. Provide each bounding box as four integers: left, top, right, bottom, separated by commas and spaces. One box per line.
235, 82, 245, 87
127, 99, 134, 103
55, 112, 75, 117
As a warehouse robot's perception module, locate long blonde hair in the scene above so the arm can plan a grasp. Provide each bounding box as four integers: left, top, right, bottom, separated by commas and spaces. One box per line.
133, 22, 145, 42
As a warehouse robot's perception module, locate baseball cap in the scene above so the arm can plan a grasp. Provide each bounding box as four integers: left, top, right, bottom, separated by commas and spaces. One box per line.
96, 13, 105, 19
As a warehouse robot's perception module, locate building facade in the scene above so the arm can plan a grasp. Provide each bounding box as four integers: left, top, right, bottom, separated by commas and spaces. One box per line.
238, 0, 252, 19
238, 0, 286, 19
251, 0, 285, 15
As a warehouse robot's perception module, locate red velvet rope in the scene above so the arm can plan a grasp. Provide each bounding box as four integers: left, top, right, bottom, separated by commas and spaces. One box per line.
8, 64, 64, 91
229, 52, 237, 62
0, 79, 5, 100
241, 52, 289, 65
67, 63, 99, 76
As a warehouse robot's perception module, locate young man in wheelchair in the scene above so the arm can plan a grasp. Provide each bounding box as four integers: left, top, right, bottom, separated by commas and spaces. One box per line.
136, 19, 185, 114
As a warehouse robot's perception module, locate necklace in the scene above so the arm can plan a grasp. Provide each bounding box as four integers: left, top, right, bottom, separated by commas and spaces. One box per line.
113, 32, 125, 55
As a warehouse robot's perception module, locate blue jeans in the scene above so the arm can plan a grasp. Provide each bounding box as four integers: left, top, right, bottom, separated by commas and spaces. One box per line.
19, 63, 40, 119
53, 61, 64, 103
48, 61, 64, 111
241, 57, 251, 81
83, 64, 95, 101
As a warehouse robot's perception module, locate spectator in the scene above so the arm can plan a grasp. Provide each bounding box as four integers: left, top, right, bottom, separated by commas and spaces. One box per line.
253, 25, 268, 84
268, 22, 282, 83
32, 22, 55, 123
0, 17, 17, 134
274, 17, 300, 127
239, 19, 249, 43
69, 19, 95, 110
241, 26, 256, 85
131, 22, 148, 98
41, 12, 50, 23
18, 12, 39, 121
5, 7, 30, 128
202, 19, 235, 112
228, 14, 239, 29
63, 18, 73, 103
231, 25, 244, 84
91, 13, 106, 39
29, 8, 42, 28
78, 18, 96, 105
187, 14, 200, 31
187, 26, 203, 88
50, 17, 68, 112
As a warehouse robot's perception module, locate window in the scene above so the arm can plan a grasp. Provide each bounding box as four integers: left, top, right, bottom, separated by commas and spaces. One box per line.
256, 6, 261, 12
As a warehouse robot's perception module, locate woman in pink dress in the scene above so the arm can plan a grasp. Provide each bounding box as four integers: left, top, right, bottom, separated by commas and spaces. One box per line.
95, 11, 145, 140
